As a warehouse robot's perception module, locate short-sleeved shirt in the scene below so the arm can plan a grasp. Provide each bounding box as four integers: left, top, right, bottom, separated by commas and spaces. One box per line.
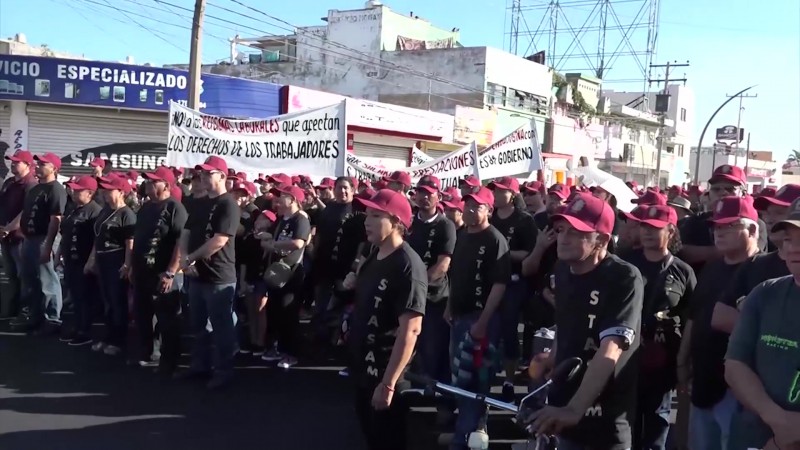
719, 251, 789, 308
680, 212, 768, 273
688, 257, 756, 408
185, 193, 240, 284
549, 255, 644, 450
132, 197, 187, 275
60, 200, 103, 264
313, 202, 365, 282
20, 180, 67, 237
272, 211, 312, 267
725, 276, 800, 449
93, 206, 136, 252
349, 242, 427, 388
448, 225, 511, 317
0, 173, 36, 227
253, 194, 273, 213
490, 208, 538, 276
408, 213, 457, 303
235, 203, 259, 266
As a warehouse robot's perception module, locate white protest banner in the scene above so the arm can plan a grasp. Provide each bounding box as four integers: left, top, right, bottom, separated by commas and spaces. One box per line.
477, 119, 543, 180
411, 145, 434, 165
346, 142, 479, 189
166, 101, 346, 177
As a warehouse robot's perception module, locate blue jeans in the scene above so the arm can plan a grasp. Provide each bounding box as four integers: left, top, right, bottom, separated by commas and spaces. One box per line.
63, 258, 99, 337
20, 235, 62, 325
449, 312, 501, 450
633, 389, 673, 450
96, 250, 128, 347
500, 278, 528, 360
0, 240, 23, 317
418, 300, 451, 384
187, 281, 236, 376
689, 390, 739, 450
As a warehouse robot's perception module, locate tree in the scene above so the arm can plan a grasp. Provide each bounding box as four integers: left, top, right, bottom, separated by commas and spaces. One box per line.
783, 149, 800, 170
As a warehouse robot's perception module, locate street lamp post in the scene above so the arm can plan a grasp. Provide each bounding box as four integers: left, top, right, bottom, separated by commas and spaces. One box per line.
693, 85, 756, 184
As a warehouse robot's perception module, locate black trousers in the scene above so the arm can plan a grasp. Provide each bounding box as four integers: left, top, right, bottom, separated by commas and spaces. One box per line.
132, 270, 182, 371
266, 268, 304, 356
354, 383, 409, 450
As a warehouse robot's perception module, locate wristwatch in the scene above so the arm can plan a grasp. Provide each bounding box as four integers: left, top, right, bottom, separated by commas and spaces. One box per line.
164, 271, 175, 279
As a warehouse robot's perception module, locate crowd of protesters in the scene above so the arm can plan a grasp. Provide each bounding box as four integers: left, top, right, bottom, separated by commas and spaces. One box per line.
1, 147, 799, 450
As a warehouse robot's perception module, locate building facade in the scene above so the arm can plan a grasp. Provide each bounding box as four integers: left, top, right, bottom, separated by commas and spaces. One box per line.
690, 146, 781, 191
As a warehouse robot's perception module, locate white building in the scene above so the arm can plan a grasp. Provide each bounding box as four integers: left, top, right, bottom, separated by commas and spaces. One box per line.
690, 146, 781, 191
603, 84, 695, 187
184, 1, 554, 149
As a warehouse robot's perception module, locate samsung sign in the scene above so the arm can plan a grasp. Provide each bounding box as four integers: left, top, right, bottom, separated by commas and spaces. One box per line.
0, 55, 280, 118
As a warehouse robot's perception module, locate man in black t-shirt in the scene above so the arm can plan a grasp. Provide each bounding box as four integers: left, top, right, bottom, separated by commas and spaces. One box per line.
15, 153, 67, 332
178, 156, 240, 390
131, 166, 188, 373
407, 175, 456, 413
528, 193, 643, 450
446, 186, 511, 449
459, 175, 481, 198
676, 196, 761, 450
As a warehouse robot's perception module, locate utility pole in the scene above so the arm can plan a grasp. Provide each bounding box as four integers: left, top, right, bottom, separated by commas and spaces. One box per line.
725, 92, 758, 166
649, 60, 689, 188
188, 0, 207, 110
744, 132, 751, 177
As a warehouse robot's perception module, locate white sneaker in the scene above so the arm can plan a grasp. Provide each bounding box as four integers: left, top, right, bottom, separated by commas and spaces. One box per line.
103, 345, 122, 356
261, 349, 283, 362
277, 356, 298, 369
91, 342, 106, 352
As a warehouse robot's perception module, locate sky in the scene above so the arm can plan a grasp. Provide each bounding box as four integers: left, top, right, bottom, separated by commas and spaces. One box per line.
1, 0, 799, 161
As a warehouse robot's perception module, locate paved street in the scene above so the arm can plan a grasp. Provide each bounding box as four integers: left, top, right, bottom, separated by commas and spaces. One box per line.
0, 322, 366, 450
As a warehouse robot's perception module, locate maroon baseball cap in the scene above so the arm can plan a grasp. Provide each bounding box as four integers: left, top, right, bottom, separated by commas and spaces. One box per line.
232, 181, 257, 196
523, 181, 545, 194
460, 175, 480, 188
550, 193, 615, 234
273, 184, 306, 204
709, 164, 745, 185
356, 187, 377, 200
640, 205, 678, 228
268, 173, 292, 186
548, 183, 569, 200
754, 184, 800, 210
143, 166, 177, 184
709, 196, 758, 224
416, 175, 441, 194
442, 199, 465, 212
621, 205, 649, 222
463, 186, 495, 206
756, 187, 776, 198
5, 150, 34, 165
316, 177, 335, 189
632, 190, 668, 206
260, 209, 277, 223
489, 176, 520, 193
442, 186, 460, 201
89, 157, 106, 168
98, 174, 132, 194
195, 156, 228, 173
387, 171, 412, 188
355, 189, 413, 228
66, 175, 98, 191
34, 153, 62, 171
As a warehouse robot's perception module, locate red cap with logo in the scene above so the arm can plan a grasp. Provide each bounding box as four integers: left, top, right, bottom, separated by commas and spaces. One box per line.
194, 156, 228, 173
273, 184, 306, 203
316, 177, 335, 189
621, 205, 649, 222
523, 181, 545, 195
489, 176, 520, 194
416, 175, 441, 194
5, 150, 34, 165
143, 166, 176, 184
460, 175, 480, 188
441, 199, 465, 212
387, 171, 412, 188
355, 189, 413, 228
34, 153, 62, 171
709, 164, 746, 185
260, 209, 277, 223
550, 193, 615, 234
709, 196, 758, 224
89, 157, 106, 168
632, 190, 668, 206
754, 184, 800, 210
66, 175, 98, 191
640, 205, 678, 228
442, 186, 460, 201
98, 174, 132, 194
356, 187, 377, 200
232, 181, 257, 196
463, 186, 495, 206
268, 173, 292, 186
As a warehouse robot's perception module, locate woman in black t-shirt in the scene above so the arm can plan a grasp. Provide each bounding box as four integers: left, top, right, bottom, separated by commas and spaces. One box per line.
86, 175, 136, 356
261, 186, 311, 369
343, 189, 427, 450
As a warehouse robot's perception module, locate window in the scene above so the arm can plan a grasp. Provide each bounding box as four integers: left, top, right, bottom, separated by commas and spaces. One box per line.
486, 83, 506, 107
680, 108, 687, 122
676, 144, 684, 157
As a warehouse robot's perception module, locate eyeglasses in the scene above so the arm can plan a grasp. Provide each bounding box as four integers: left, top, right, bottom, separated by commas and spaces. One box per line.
710, 185, 738, 194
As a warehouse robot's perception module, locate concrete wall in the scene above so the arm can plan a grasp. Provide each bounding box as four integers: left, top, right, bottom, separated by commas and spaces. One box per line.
379, 8, 459, 51
484, 47, 552, 99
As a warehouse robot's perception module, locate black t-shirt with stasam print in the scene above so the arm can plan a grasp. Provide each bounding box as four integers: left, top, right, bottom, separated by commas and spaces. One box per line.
60, 200, 103, 264
185, 193, 240, 284
93, 206, 137, 252
448, 225, 511, 317
21, 180, 68, 237
132, 198, 188, 276
313, 202, 366, 282
490, 208, 538, 276
273, 211, 312, 268
235, 203, 260, 266
688, 256, 757, 408
719, 251, 789, 309
408, 213, 457, 303
349, 242, 428, 389
548, 255, 644, 450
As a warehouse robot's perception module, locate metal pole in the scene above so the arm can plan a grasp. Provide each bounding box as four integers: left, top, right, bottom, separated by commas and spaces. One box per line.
188, 0, 207, 110
733, 96, 743, 166
654, 62, 669, 188
744, 132, 751, 181
693, 85, 756, 184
